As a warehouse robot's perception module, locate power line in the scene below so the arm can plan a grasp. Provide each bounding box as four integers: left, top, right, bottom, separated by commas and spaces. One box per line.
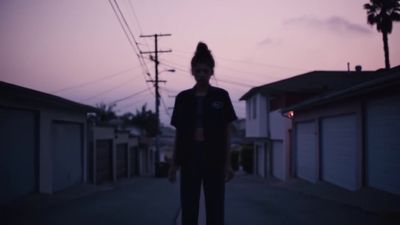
107, 0, 155, 103
80, 75, 142, 102
159, 61, 256, 88
110, 88, 150, 104
173, 49, 304, 71
158, 57, 261, 87
127, 0, 151, 50
50, 66, 139, 94
113, 0, 152, 77
108, 0, 138, 55
108, 0, 151, 75
117, 95, 151, 111
167, 53, 283, 79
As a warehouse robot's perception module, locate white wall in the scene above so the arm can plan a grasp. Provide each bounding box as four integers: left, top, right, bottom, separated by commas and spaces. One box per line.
245, 94, 268, 137
255, 142, 266, 177
270, 110, 292, 140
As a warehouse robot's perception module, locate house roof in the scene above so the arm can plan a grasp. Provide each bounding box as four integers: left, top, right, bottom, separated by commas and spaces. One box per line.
281, 65, 400, 113
239, 70, 381, 101
0, 81, 96, 112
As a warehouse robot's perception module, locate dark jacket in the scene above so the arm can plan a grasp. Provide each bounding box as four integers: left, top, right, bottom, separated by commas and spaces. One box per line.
171, 85, 237, 168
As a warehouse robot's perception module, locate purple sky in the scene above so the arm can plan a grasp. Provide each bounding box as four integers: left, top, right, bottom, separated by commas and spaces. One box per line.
1, 0, 399, 125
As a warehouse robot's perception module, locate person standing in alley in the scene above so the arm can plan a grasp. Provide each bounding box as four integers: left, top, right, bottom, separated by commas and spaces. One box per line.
168, 42, 237, 225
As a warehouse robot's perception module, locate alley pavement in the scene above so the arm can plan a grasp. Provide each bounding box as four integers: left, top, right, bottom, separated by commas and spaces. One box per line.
2, 173, 400, 225
224, 173, 400, 225
176, 172, 400, 225
1, 177, 180, 225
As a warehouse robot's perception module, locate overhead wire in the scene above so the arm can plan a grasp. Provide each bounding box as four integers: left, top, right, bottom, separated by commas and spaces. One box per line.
159, 60, 256, 88
112, 0, 151, 77
80, 74, 143, 102
50, 66, 139, 94
173, 49, 304, 71
168, 53, 283, 80
108, 0, 138, 56
110, 87, 150, 104
108, 0, 155, 109
127, 0, 151, 51
118, 94, 151, 111
157, 57, 260, 87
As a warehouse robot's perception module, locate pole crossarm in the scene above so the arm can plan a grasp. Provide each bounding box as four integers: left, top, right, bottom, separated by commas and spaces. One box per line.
140, 50, 172, 54
140, 34, 171, 38
146, 80, 167, 83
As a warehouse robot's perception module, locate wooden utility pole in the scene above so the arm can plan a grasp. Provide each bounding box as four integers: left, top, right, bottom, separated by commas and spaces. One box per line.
140, 34, 172, 163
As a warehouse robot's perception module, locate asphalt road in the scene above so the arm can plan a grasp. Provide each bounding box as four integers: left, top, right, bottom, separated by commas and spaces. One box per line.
1, 177, 180, 225
2, 174, 399, 225
225, 174, 399, 225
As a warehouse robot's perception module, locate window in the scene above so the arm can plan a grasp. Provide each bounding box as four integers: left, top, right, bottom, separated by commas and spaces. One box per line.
246, 101, 251, 119
252, 97, 257, 119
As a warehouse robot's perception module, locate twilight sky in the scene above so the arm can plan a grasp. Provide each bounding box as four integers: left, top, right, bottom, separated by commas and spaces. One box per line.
1, 0, 399, 125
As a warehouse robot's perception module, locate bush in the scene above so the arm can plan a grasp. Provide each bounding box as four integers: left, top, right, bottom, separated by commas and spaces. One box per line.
155, 162, 170, 178
240, 144, 253, 174
230, 151, 240, 171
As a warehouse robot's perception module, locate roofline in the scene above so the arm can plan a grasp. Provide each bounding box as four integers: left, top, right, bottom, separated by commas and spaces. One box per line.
239, 70, 375, 101
281, 66, 400, 113
0, 81, 97, 112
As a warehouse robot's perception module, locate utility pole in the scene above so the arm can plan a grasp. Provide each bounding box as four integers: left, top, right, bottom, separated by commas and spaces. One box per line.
140, 34, 172, 164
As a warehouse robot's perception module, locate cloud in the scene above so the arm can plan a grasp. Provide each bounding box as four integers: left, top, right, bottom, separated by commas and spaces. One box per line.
284, 16, 373, 35
257, 37, 282, 46
258, 38, 273, 46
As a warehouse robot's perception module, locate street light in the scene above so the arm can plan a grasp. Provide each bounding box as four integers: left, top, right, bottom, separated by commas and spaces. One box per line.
160, 69, 176, 74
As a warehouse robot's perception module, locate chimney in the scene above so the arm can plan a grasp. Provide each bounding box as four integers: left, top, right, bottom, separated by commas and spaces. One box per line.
355, 65, 362, 72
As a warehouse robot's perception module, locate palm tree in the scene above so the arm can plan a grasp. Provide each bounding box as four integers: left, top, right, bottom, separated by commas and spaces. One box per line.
364, 0, 400, 69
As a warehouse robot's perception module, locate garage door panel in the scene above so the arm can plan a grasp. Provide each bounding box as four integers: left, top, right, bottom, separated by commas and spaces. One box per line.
367, 95, 400, 195
272, 141, 284, 180
256, 145, 265, 177
96, 139, 113, 183
295, 122, 317, 183
117, 143, 128, 179
52, 122, 83, 192
0, 108, 37, 203
321, 114, 357, 191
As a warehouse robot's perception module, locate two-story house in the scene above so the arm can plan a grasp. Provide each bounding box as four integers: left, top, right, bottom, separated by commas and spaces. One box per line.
240, 68, 381, 181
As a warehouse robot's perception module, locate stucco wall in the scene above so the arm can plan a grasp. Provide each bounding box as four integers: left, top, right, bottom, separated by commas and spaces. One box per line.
245, 94, 268, 137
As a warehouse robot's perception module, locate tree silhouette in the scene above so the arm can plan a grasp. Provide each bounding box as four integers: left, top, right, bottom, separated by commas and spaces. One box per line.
95, 102, 117, 122
129, 104, 158, 137
364, 0, 400, 69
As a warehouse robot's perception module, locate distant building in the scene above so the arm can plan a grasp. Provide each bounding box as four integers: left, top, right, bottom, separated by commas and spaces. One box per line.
159, 126, 176, 163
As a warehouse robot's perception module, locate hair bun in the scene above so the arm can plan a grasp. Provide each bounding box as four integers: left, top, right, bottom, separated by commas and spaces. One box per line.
191, 41, 215, 69
195, 42, 210, 55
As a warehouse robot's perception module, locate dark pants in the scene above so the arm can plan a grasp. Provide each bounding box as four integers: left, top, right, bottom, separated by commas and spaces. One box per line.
180, 143, 225, 225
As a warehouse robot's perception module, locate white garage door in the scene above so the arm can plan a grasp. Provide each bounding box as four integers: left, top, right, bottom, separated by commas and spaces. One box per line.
295, 121, 317, 182
272, 141, 285, 180
0, 108, 37, 203
52, 122, 83, 191
321, 114, 357, 191
367, 95, 400, 195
